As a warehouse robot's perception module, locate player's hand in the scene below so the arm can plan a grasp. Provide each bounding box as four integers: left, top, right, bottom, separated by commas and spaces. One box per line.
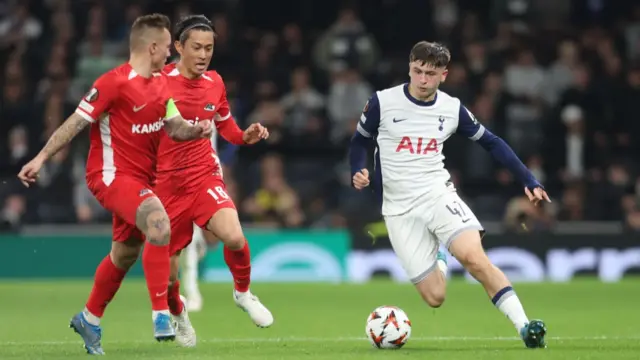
243, 123, 269, 144
197, 120, 213, 138
17, 155, 46, 188
352, 169, 370, 190
524, 186, 551, 206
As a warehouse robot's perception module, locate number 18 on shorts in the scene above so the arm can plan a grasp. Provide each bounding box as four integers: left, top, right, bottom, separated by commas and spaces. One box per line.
384, 192, 483, 284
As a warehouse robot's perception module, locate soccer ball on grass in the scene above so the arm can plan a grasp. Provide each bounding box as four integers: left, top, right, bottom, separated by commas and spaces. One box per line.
365, 305, 411, 349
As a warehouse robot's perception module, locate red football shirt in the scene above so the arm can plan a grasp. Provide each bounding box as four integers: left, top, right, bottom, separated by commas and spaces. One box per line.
154, 63, 242, 194
75, 63, 174, 185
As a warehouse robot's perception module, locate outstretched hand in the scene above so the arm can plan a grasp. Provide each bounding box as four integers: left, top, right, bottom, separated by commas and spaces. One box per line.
17, 155, 46, 187
524, 187, 551, 206
243, 123, 269, 144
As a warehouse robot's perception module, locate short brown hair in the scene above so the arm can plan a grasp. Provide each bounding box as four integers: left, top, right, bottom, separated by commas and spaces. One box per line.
130, 13, 171, 48
409, 41, 451, 68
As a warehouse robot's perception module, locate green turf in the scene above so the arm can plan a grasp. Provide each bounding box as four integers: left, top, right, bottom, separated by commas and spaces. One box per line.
1, 279, 638, 359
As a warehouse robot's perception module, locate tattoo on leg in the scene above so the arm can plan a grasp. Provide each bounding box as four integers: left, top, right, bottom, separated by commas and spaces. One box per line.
136, 197, 170, 246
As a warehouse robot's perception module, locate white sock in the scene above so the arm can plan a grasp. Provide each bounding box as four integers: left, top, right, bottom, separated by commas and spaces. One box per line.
492, 286, 529, 331
182, 240, 200, 296
83, 307, 101, 326
436, 257, 448, 276
152, 310, 170, 321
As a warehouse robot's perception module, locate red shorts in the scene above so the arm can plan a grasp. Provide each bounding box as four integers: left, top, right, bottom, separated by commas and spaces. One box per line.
88, 175, 156, 242
156, 175, 236, 255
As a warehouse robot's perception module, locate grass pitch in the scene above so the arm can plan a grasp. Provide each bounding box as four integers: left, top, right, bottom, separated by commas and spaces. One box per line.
1, 279, 638, 359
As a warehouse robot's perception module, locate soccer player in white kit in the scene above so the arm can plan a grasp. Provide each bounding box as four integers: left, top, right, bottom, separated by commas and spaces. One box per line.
349, 41, 551, 348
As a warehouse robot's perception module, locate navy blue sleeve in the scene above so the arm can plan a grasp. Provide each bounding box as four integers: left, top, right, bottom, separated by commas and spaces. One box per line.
356, 93, 381, 139
457, 104, 542, 190
349, 93, 380, 186
456, 104, 485, 140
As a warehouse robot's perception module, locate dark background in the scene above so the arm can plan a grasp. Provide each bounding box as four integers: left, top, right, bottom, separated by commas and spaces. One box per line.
1, 0, 640, 234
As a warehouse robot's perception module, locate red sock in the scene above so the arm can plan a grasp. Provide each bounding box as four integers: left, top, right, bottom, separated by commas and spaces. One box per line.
85, 255, 127, 317
167, 280, 184, 316
224, 241, 251, 292
142, 244, 170, 311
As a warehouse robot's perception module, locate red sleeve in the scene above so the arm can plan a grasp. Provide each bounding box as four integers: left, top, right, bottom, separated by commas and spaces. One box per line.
213, 77, 245, 145
214, 77, 232, 121
75, 73, 119, 123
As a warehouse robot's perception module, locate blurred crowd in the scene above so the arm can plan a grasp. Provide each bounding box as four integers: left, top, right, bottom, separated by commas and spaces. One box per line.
1, 0, 639, 232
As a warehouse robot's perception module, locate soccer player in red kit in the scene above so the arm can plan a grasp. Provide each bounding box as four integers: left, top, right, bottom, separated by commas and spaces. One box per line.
153, 15, 273, 347
18, 14, 213, 355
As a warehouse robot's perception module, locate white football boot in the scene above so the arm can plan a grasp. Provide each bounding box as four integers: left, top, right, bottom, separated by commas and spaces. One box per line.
172, 295, 197, 347
233, 290, 274, 328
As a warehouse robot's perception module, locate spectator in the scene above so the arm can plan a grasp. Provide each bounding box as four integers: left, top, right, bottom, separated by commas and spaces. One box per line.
0, 0, 638, 231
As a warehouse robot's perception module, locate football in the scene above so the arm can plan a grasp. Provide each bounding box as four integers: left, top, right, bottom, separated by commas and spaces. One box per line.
365, 305, 412, 349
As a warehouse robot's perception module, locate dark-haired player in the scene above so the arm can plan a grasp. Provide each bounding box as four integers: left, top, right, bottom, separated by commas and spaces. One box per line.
349, 41, 550, 348
154, 15, 273, 347
18, 14, 213, 355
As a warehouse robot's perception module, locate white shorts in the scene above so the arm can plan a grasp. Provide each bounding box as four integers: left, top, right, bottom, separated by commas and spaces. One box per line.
384, 192, 483, 284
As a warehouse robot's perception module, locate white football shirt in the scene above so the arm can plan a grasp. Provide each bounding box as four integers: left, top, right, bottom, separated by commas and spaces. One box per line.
356, 84, 485, 216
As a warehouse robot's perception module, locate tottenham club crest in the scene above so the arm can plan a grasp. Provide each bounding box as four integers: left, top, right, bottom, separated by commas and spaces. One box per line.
85, 88, 99, 103
438, 116, 445, 131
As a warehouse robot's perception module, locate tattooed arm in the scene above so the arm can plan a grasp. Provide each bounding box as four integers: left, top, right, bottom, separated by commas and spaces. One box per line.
162, 98, 212, 141
38, 113, 90, 160
18, 112, 90, 187
164, 115, 210, 141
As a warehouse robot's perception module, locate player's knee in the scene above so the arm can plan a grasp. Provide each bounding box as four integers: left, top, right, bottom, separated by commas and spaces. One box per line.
147, 230, 171, 246
144, 212, 171, 246
136, 198, 171, 246
457, 250, 491, 277
222, 232, 245, 250
449, 230, 490, 275
202, 229, 219, 244
419, 287, 446, 308
415, 273, 446, 308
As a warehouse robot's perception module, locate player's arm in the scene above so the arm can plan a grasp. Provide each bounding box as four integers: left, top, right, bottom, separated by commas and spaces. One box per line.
41, 77, 118, 161
163, 98, 211, 141
456, 104, 550, 202
36, 113, 90, 161
349, 93, 380, 189
17, 76, 117, 187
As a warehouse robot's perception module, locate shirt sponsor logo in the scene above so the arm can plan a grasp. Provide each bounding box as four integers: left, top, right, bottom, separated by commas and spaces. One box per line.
132, 119, 164, 134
